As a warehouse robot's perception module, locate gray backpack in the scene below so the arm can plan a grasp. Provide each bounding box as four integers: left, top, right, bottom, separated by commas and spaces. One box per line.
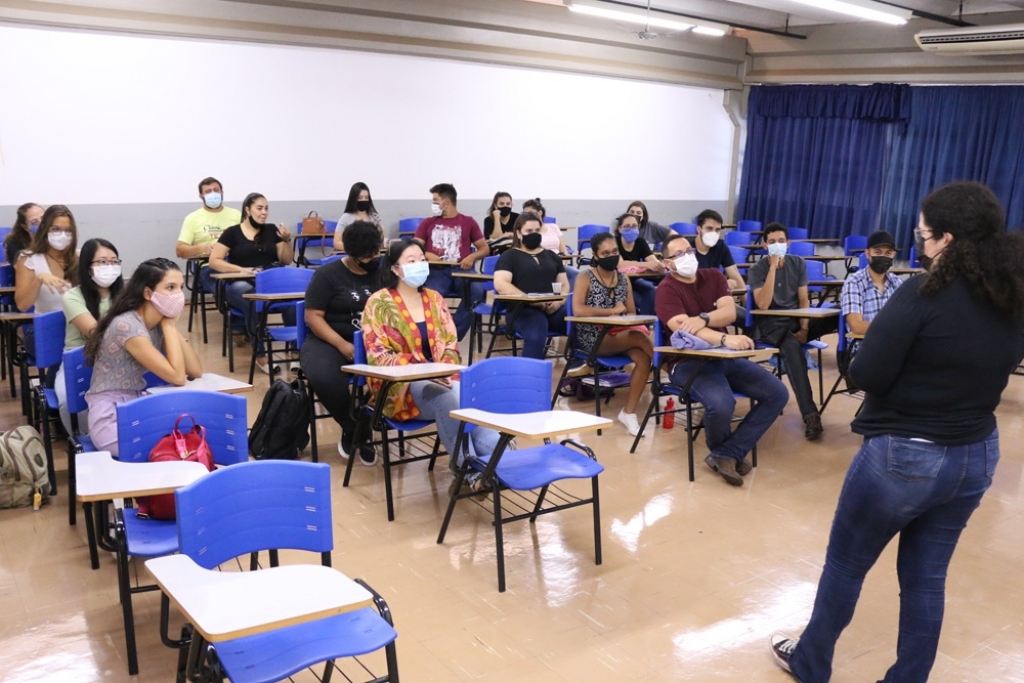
0, 426, 51, 509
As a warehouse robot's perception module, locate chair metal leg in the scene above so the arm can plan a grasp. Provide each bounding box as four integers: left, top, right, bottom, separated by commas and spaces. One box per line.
591, 475, 603, 566
529, 485, 549, 524
83, 501, 100, 569
382, 429, 395, 522
68, 441, 78, 526
493, 484, 506, 593
685, 399, 696, 482
115, 520, 140, 675
37, 391, 57, 496
426, 435, 441, 471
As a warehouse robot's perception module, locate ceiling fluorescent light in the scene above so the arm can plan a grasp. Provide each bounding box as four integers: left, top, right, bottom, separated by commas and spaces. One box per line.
693, 24, 727, 37
567, 2, 693, 32
788, 0, 910, 26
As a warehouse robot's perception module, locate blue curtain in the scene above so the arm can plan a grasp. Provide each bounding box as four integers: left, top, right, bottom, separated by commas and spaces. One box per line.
738, 84, 908, 241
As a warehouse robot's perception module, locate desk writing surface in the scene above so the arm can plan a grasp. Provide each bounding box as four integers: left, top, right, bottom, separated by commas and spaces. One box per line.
654, 346, 778, 359
802, 255, 849, 262
493, 294, 566, 303
449, 408, 611, 440
75, 451, 209, 502
341, 362, 463, 381
0, 311, 36, 322
751, 307, 840, 318
145, 373, 253, 395
451, 272, 494, 280
0, 286, 17, 294
242, 292, 305, 301
565, 315, 655, 326
807, 280, 845, 286
211, 272, 255, 280
891, 267, 924, 275
145, 554, 374, 642
849, 333, 865, 340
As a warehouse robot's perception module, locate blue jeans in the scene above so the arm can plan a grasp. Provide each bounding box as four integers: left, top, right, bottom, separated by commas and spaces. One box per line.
631, 278, 657, 315
423, 266, 483, 341
669, 358, 788, 463
198, 265, 217, 294
790, 431, 999, 683
407, 380, 500, 473
510, 304, 567, 359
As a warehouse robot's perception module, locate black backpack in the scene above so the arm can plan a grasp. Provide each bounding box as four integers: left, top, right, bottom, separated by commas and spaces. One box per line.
249, 379, 311, 460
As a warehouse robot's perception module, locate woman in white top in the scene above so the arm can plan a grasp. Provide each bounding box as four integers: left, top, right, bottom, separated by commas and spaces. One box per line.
334, 182, 383, 252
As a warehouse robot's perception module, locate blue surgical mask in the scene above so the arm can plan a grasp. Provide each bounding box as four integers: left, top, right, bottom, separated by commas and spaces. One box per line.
767, 242, 787, 258
203, 192, 223, 209
620, 228, 640, 244
400, 261, 430, 288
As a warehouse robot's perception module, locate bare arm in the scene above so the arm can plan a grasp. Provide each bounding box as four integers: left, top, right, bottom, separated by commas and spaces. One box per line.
306, 308, 355, 360
724, 264, 745, 288
176, 241, 213, 259
845, 312, 869, 336
124, 320, 190, 386
493, 270, 521, 296
752, 258, 780, 311
70, 312, 98, 338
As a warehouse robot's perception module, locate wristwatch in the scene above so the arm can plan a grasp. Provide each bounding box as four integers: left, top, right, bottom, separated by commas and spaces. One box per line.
699, 312, 711, 325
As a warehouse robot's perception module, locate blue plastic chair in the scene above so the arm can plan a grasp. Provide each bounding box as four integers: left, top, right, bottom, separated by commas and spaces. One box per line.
111, 390, 248, 675
469, 255, 500, 363
398, 216, 423, 236
26, 310, 65, 493
544, 215, 557, 224
909, 245, 920, 268
346, 330, 443, 521
788, 227, 810, 240
670, 222, 697, 236
787, 241, 815, 257
736, 220, 762, 233
300, 219, 339, 267
575, 224, 609, 267
63, 346, 94, 527
859, 252, 869, 271
820, 312, 865, 418
729, 245, 749, 266
805, 259, 838, 305
166, 461, 399, 683
237, 267, 315, 383
843, 234, 868, 256
724, 231, 754, 247
438, 357, 605, 592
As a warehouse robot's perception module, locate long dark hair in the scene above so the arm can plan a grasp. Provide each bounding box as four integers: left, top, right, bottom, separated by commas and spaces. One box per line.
627, 200, 649, 230
240, 193, 277, 249
918, 181, 1024, 321
29, 205, 79, 283
5, 203, 40, 251
85, 258, 180, 365
343, 182, 377, 215
78, 239, 124, 320
487, 191, 512, 214
383, 239, 425, 290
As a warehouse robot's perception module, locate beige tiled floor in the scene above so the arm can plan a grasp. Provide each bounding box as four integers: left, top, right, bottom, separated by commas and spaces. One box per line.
0, 313, 1021, 682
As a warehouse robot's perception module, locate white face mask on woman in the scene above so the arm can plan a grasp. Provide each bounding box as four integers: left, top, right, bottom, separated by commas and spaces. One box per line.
91, 264, 121, 288
48, 232, 73, 251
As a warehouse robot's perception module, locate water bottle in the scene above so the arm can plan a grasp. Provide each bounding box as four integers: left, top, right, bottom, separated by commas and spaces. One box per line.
664, 398, 675, 429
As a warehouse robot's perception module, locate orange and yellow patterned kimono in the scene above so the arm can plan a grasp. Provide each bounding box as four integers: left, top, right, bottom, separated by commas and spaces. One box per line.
361, 287, 462, 421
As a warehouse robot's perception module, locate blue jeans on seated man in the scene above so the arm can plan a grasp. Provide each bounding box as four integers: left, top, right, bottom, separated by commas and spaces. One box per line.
789, 431, 997, 683
510, 304, 567, 360
407, 380, 500, 474
669, 358, 788, 463
224, 280, 296, 356
423, 266, 483, 341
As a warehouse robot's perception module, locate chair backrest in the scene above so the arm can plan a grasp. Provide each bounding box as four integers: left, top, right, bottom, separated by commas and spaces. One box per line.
398, 217, 424, 234
254, 267, 315, 312
116, 391, 248, 465
859, 252, 868, 271
804, 258, 828, 282
908, 245, 920, 268
670, 222, 697, 236
787, 241, 815, 257
724, 231, 753, 247
32, 310, 66, 367
176, 460, 333, 569
544, 215, 556, 224
62, 346, 92, 417
788, 227, 809, 240
728, 246, 748, 265
0, 263, 14, 287
318, 254, 343, 266
354, 329, 367, 365
745, 286, 756, 329
736, 220, 762, 233
837, 304, 848, 354
295, 301, 307, 348
459, 357, 551, 416
844, 234, 868, 256
576, 224, 607, 249
324, 220, 338, 232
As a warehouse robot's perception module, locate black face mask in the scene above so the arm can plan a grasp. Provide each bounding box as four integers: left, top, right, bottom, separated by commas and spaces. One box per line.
247, 215, 265, 228
915, 234, 942, 272
521, 232, 543, 250
356, 200, 371, 212
869, 256, 893, 274
596, 255, 620, 272
358, 256, 381, 273
499, 206, 512, 217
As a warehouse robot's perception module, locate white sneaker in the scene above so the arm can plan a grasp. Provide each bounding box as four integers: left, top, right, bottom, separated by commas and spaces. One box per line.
337, 440, 350, 460
617, 410, 642, 437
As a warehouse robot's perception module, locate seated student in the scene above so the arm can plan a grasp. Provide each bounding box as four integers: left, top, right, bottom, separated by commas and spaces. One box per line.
571, 231, 654, 436
841, 230, 902, 336
483, 191, 518, 255
85, 258, 202, 456
414, 183, 489, 340
4, 202, 43, 268
333, 181, 383, 252
693, 209, 745, 290
301, 221, 383, 466
493, 212, 569, 360
656, 234, 789, 486
175, 176, 241, 294
56, 238, 124, 434
747, 222, 838, 440
208, 192, 295, 374
626, 201, 673, 248
362, 239, 500, 494
15, 205, 79, 386
614, 212, 665, 315
523, 197, 579, 289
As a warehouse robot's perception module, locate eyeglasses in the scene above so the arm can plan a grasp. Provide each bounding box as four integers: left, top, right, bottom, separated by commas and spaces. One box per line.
669, 248, 696, 258
49, 228, 74, 236
913, 227, 931, 240
92, 259, 122, 267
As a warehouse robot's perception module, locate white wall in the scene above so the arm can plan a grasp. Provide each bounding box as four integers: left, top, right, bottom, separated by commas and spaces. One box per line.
0, 24, 733, 206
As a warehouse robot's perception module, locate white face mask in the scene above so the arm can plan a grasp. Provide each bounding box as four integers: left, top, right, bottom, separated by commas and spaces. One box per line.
674, 253, 698, 278
430, 202, 443, 217
701, 230, 720, 248
48, 232, 72, 251
91, 265, 122, 288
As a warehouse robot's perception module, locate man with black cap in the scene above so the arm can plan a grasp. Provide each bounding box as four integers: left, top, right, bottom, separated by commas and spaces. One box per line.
840, 230, 903, 336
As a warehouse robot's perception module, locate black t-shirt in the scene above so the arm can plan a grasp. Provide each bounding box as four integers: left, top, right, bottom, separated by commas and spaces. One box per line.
217, 224, 282, 269
483, 212, 520, 238
495, 248, 565, 294
304, 259, 383, 342
616, 235, 654, 262
693, 240, 736, 270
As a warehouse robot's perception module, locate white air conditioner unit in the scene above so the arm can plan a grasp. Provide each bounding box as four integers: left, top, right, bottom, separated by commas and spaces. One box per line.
915, 23, 1024, 55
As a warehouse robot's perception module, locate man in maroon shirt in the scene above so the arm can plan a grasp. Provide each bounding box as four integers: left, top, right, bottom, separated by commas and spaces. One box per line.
654, 233, 788, 486
414, 183, 489, 339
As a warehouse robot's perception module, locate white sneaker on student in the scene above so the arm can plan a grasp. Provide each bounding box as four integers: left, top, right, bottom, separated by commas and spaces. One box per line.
617, 410, 642, 437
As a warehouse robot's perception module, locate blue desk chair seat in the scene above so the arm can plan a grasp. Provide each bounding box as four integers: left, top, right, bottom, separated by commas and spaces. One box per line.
438, 357, 604, 592
242, 267, 314, 383
168, 461, 398, 683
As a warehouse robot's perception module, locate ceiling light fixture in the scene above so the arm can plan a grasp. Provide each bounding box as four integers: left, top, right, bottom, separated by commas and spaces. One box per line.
787, 0, 910, 26
693, 24, 727, 37
567, 2, 693, 33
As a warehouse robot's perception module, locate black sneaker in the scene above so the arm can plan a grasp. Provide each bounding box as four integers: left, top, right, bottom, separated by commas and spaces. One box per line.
769, 634, 797, 677
358, 443, 378, 467
804, 413, 823, 440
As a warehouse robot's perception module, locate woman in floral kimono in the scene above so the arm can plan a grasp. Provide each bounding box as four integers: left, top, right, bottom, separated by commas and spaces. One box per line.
362, 239, 499, 493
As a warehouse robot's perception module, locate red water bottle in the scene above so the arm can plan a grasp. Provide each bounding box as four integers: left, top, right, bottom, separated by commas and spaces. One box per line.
663, 398, 675, 429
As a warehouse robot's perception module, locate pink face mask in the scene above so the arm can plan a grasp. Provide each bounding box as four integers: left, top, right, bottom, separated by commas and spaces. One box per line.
150, 290, 185, 319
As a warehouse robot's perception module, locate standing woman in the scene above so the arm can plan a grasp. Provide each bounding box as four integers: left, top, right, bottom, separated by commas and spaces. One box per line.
5, 202, 43, 266
333, 181, 383, 252
85, 258, 203, 456
362, 239, 500, 492
56, 238, 123, 433
770, 181, 1024, 683
493, 212, 569, 360
613, 212, 664, 315
483, 191, 518, 255
208, 192, 294, 373
571, 232, 653, 435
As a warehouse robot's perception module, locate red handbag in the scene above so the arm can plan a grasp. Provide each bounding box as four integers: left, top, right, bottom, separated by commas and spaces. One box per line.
136, 414, 215, 520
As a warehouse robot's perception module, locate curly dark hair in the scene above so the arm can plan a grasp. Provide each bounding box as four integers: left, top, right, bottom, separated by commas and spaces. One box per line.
341, 220, 382, 259
918, 181, 1024, 320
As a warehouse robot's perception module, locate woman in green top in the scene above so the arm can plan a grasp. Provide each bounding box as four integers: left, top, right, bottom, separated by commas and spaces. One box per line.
55, 238, 124, 433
